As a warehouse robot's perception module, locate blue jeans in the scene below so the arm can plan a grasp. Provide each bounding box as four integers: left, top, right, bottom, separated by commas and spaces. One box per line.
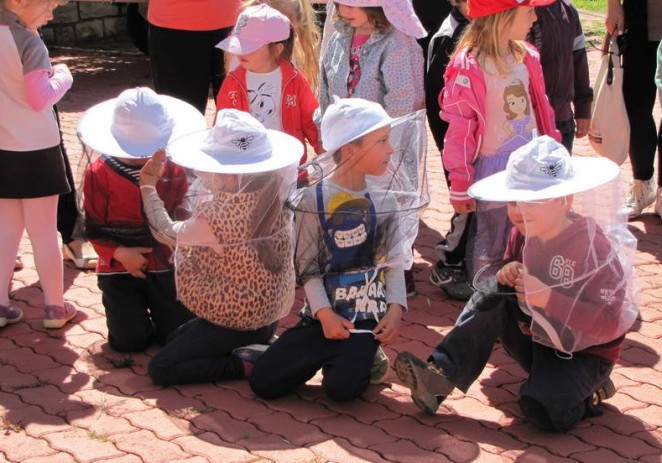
429, 287, 613, 431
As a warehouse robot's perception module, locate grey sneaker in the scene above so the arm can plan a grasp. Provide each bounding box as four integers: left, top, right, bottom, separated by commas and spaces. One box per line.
370, 346, 389, 384
394, 351, 455, 415
43, 302, 77, 329
0, 304, 23, 328
591, 378, 616, 407
429, 261, 473, 301
624, 177, 656, 219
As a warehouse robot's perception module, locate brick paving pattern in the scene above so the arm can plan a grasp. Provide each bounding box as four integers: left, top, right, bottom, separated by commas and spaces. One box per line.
1, 30, 661, 463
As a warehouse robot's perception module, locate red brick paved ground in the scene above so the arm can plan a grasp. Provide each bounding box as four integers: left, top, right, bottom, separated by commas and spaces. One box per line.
1, 29, 661, 463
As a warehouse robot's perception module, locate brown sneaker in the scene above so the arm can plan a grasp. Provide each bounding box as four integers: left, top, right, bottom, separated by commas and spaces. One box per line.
43, 302, 77, 329
394, 351, 455, 415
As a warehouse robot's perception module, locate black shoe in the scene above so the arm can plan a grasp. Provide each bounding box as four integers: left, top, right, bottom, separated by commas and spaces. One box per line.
429, 261, 473, 301
591, 378, 616, 407
404, 269, 416, 298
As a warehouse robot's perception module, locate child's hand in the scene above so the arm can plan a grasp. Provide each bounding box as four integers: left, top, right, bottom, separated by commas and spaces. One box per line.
515, 269, 551, 308
374, 304, 403, 344
452, 199, 475, 214
140, 149, 166, 187
113, 247, 153, 279
496, 261, 523, 287
317, 307, 354, 340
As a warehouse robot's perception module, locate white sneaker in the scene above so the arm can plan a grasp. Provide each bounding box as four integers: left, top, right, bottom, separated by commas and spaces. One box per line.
624, 177, 656, 219
655, 188, 662, 217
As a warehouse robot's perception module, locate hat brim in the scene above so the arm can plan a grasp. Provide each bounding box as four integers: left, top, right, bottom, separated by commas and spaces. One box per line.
167, 129, 303, 174
77, 95, 207, 159
321, 114, 399, 156
468, 156, 620, 202
216, 35, 262, 56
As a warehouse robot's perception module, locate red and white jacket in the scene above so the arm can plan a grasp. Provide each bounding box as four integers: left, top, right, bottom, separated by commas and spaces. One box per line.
440, 43, 561, 206
216, 59, 322, 182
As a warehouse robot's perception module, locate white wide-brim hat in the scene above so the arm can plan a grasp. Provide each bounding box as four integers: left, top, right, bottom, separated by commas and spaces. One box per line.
468, 135, 620, 202
78, 88, 206, 159
167, 108, 303, 174
321, 96, 397, 155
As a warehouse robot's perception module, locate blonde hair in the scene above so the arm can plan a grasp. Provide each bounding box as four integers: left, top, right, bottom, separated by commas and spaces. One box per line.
241, 0, 321, 93
451, 9, 528, 74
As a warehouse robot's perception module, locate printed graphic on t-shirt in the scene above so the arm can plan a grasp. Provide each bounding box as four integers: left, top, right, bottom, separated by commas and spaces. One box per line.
318, 187, 386, 322
481, 62, 538, 156
246, 68, 282, 130
248, 82, 277, 123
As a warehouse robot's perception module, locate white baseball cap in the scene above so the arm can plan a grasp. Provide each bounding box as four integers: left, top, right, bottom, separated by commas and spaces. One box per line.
468, 135, 620, 202
167, 109, 303, 174
77, 87, 206, 159
217, 4, 291, 56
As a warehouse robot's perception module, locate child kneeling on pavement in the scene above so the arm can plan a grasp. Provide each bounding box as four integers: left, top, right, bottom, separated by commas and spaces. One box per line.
141, 109, 302, 385
395, 135, 639, 431
250, 97, 428, 401
79, 88, 204, 352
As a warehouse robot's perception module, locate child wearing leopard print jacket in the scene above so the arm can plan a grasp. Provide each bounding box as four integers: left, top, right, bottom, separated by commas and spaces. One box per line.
139, 109, 302, 386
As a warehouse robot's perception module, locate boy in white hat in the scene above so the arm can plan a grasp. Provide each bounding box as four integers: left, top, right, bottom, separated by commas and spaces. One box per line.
250, 97, 427, 401
395, 135, 639, 431
138, 109, 302, 385
78, 87, 205, 352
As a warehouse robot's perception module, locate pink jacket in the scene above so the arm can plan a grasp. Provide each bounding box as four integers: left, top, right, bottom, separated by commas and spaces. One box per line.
440, 43, 561, 205
216, 59, 322, 182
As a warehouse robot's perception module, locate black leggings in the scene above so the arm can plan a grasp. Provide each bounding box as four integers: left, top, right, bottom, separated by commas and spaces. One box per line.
148, 23, 232, 114
622, 0, 661, 183
54, 105, 79, 244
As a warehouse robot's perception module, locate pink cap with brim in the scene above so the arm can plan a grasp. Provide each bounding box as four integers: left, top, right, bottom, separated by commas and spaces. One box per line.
216, 3, 290, 56
467, 0, 556, 19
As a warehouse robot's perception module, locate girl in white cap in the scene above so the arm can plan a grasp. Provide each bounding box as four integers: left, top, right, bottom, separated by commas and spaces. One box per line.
250, 97, 428, 401
216, 3, 322, 186
139, 109, 302, 386
0, 0, 71, 329
319, 0, 426, 118
78, 87, 205, 352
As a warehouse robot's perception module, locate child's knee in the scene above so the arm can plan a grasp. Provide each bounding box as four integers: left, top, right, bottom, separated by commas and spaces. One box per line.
518, 395, 583, 432
148, 354, 177, 386
108, 332, 151, 353
323, 375, 367, 402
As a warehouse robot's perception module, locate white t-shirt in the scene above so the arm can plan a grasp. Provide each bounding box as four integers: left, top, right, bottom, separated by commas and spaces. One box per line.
246, 68, 283, 131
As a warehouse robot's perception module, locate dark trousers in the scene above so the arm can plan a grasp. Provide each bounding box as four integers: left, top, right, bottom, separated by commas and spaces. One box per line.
430, 290, 613, 432
622, 0, 661, 183
250, 318, 379, 402
54, 105, 79, 244
148, 24, 232, 114
97, 272, 194, 352
149, 317, 277, 386
556, 118, 576, 153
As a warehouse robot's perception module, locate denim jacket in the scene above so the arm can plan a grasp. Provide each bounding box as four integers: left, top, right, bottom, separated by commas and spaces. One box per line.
319, 20, 424, 118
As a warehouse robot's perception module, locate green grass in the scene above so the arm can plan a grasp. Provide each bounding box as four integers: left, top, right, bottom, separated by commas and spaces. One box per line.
574, 0, 607, 13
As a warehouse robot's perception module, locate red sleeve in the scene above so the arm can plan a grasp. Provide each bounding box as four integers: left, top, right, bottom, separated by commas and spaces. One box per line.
298, 74, 323, 154
83, 162, 120, 267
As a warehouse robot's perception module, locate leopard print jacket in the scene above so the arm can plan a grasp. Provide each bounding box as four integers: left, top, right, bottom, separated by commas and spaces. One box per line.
175, 189, 295, 330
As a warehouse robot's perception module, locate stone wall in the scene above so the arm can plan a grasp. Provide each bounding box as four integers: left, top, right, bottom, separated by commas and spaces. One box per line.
42, 2, 135, 46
